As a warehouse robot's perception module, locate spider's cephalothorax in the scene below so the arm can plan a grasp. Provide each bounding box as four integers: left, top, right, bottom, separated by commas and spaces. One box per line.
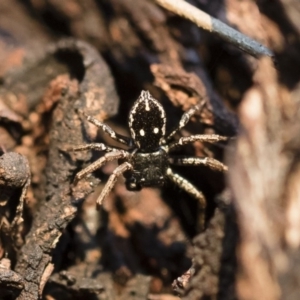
124, 92, 168, 190
72, 90, 228, 219
129, 91, 166, 152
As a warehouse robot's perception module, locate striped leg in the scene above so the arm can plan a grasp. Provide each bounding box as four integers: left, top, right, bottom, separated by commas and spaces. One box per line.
74, 150, 129, 184
166, 167, 206, 229
166, 102, 205, 141
169, 157, 228, 172
86, 115, 133, 146
70, 143, 115, 152
96, 162, 133, 208
169, 134, 228, 150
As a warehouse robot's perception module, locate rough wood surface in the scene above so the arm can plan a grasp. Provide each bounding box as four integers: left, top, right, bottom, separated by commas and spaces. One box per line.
3, 39, 119, 299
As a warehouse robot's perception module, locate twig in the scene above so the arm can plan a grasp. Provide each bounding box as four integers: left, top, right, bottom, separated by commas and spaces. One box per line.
153, 0, 274, 59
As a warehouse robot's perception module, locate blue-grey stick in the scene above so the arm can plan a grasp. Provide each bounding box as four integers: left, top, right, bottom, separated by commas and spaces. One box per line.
155, 0, 274, 59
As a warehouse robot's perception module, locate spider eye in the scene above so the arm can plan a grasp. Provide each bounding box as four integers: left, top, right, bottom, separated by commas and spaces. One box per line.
126, 179, 142, 191
128, 91, 166, 152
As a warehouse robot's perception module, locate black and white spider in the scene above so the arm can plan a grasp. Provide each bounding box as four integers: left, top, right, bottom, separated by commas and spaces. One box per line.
72, 90, 228, 211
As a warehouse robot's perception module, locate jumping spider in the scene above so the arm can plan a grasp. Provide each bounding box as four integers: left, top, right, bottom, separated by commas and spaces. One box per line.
72, 90, 228, 213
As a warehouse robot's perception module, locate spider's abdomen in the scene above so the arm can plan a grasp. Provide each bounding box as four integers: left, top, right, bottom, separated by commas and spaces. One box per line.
129, 91, 166, 152
124, 148, 169, 191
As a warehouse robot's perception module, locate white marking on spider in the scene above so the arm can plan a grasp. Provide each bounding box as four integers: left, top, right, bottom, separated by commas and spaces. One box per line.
140, 129, 145, 136
153, 127, 159, 134
145, 99, 150, 111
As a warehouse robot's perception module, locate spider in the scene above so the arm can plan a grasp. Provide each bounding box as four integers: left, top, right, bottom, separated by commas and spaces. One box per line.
72, 90, 228, 213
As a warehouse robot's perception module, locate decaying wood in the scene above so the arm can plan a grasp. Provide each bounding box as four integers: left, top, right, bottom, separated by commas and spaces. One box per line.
3, 39, 119, 299
170, 191, 236, 299
0, 152, 30, 258
0, 258, 24, 298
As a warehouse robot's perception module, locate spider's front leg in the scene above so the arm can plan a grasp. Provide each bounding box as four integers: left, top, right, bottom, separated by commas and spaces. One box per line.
74, 150, 129, 184
70, 143, 115, 152
166, 101, 205, 141
96, 162, 133, 208
169, 157, 228, 172
169, 134, 229, 150
166, 167, 206, 228
86, 115, 133, 147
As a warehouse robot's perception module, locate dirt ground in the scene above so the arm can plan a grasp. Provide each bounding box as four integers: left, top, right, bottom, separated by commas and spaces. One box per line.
1, 0, 300, 299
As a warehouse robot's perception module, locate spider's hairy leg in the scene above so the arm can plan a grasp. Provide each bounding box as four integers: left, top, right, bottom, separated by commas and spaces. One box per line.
74, 150, 129, 184
166, 101, 205, 141
169, 134, 228, 150
96, 162, 133, 208
86, 115, 133, 146
169, 157, 228, 172
70, 143, 115, 152
166, 167, 206, 228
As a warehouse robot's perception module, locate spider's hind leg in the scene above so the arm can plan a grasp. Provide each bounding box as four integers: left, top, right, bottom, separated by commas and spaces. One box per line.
169, 157, 228, 172
96, 162, 133, 208
166, 167, 206, 229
